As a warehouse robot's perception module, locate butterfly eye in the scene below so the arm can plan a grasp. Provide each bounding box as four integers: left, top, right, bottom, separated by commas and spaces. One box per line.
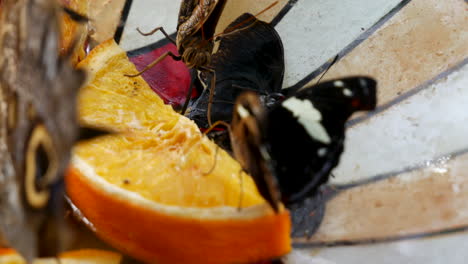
24, 124, 58, 209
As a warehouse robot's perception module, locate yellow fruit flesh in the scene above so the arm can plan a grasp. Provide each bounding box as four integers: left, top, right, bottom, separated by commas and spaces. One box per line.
0, 249, 122, 264
78, 51, 178, 133
76, 40, 265, 208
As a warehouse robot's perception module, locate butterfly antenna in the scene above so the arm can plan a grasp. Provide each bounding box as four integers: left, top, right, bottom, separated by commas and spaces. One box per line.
201, 120, 231, 175
315, 54, 339, 85
202, 145, 219, 175
253, 1, 279, 19
208, 1, 279, 42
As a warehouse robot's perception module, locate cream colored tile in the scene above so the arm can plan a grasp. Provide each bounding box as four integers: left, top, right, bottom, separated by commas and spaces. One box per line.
89, 0, 127, 43
295, 151, 468, 244
215, 0, 289, 34
120, 0, 183, 50
309, 0, 468, 111
120, 0, 288, 51
331, 64, 467, 184
295, 232, 468, 264
276, 0, 404, 87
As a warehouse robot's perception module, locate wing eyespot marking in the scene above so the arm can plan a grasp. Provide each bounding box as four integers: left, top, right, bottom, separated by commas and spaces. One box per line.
24, 124, 58, 209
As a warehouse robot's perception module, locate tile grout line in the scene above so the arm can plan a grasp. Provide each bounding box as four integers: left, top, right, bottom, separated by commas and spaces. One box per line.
127, 0, 301, 56
292, 223, 468, 248
127, 32, 177, 57
347, 57, 468, 128
114, 0, 134, 44
284, 0, 413, 93
270, 0, 299, 27
332, 145, 468, 191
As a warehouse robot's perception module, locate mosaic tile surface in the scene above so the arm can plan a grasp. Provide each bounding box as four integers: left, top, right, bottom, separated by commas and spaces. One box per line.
67, 0, 468, 262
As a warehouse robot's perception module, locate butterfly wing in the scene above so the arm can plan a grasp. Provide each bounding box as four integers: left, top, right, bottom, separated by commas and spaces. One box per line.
200, 0, 227, 40
177, 0, 200, 31
266, 77, 377, 204
0, 0, 87, 260
231, 92, 281, 212
176, 0, 226, 49
187, 13, 284, 130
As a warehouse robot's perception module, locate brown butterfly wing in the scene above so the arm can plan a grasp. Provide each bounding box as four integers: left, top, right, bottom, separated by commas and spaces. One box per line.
176, 0, 226, 49
0, 0, 85, 260
231, 92, 281, 212
177, 0, 199, 30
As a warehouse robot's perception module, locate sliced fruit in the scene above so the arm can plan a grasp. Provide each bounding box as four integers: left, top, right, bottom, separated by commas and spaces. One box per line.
59, 249, 122, 264
0, 249, 122, 264
0, 249, 23, 264
67, 39, 291, 263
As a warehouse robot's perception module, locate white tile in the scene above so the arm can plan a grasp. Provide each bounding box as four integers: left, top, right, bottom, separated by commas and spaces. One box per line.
298, 232, 468, 264
275, 0, 403, 87
331, 63, 468, 184
119, 0, 182, 51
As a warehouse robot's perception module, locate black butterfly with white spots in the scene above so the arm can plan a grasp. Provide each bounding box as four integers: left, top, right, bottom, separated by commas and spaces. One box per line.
230, 77, 377, 211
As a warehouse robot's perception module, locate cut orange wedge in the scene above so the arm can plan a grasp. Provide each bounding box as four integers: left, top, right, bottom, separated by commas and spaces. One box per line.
0, 249, 122, 264
66, 40, 291, 264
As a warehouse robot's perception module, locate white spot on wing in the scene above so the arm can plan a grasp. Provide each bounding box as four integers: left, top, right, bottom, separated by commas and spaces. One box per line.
260, 146, 272, 161
334, 80, 344, 87
359, 78, 368, 87
343, 88, 353, 97
282, 97, 331, 144
237, 105, 250, 118
318, 148, 327, 157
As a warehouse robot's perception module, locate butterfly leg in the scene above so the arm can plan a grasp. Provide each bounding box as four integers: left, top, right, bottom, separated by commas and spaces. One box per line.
201, 120, 231, 176
136, 26, 176, 45
202, 144, 219, 176
205, 68, 216, 127
202, 120, 231, 134
181, 69, 198, 115
237, 169, 244, 211
124, 51, 181, 77
197, 67, 217, 127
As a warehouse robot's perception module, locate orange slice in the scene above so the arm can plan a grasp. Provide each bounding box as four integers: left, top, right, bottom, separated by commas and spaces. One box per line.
66, 39, 291, 264
0, 249, 122, 264
0, 249, 23, 264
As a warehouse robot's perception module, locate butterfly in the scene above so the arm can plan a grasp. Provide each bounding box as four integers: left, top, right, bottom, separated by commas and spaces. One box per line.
0, 0, 102, 260
230, 77, 377, 211
187, 12, 284, 149
126, 0, 228, 113
128, 1, 280, 123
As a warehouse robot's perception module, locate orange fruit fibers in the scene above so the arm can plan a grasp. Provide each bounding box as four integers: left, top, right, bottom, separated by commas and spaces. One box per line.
66, 39, 291, 264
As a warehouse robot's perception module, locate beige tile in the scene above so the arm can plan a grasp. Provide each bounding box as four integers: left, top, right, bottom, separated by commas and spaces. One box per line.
120, 0, 288, 51
88, 0, 127, 43
331, 64, 468, 184
297, 232, 468, 264
308, 0, 467, 112
294, 152, 468, 244
215, 0, 289, 33
277, 0, 403, 87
